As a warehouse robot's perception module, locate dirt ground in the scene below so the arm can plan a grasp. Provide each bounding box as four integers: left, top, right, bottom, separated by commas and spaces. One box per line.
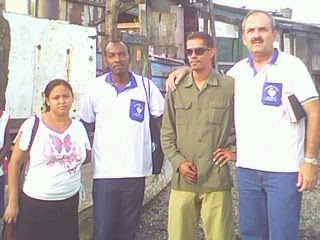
136, 162, 320, 240
4, 162, 318, 240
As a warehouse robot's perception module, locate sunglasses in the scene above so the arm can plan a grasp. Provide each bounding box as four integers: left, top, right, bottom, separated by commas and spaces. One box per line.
186, 47, 209, 56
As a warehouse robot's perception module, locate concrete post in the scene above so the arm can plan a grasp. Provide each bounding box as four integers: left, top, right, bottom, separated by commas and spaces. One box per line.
0, 1, 11, 109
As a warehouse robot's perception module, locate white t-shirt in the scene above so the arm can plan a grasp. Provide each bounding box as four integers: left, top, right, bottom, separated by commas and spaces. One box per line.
228, 50, 318, 172
16, 117, 91, 200
0, 111, 10, 176
81, 72, 164, 178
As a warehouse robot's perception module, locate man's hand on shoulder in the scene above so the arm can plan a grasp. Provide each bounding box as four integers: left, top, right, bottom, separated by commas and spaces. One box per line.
297, 161, 318, 192
166, 66, 191, 91
179, 160, 197, 184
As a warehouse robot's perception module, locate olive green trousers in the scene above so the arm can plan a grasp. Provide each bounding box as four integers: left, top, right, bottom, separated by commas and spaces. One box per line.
168, 189, 235, 240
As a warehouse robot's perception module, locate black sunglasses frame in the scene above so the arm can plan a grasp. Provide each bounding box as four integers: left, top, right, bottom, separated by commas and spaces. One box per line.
186, 47, 210, 56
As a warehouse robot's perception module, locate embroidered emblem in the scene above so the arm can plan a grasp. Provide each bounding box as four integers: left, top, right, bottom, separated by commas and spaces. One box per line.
135, 104, 143, 114
130, 99, 145, 122
262, 82, 283, 106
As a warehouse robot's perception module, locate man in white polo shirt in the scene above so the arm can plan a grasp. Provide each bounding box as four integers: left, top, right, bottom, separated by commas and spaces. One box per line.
227, 10, 320, 240
166, 10, 320, 240
81, 40, 164, 240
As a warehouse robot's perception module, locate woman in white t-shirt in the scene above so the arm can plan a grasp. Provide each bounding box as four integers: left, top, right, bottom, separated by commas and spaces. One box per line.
4, 79, 91, 240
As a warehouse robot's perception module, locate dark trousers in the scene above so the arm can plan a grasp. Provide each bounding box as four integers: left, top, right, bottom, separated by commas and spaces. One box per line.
0, 175, 5, 218
91, 177, 145, 240
17, 192, 80, 240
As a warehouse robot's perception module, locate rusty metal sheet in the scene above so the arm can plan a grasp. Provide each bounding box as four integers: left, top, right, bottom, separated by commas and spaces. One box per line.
5, 12, 96, 118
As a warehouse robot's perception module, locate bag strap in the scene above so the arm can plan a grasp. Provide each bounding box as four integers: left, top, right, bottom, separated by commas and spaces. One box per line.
141, 75, 151, 115
18, 116, 39, 192
22, 116, 39, 170
28, 116, 39, 151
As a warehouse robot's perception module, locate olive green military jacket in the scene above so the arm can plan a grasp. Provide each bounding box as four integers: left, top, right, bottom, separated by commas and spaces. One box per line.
161, 71, 234, 192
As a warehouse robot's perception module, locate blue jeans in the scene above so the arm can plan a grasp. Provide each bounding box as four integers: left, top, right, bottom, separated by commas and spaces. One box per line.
91, 178, 145, 240
238, 167, 302, 240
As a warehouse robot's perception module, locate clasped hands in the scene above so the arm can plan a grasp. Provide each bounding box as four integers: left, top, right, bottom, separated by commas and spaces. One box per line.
179, 148, 236, 184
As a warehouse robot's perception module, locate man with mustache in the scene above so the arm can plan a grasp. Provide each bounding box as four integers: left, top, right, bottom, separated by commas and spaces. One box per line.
161, 31, 235, 240
81, 40, 164, 240
167, 10, 320, 240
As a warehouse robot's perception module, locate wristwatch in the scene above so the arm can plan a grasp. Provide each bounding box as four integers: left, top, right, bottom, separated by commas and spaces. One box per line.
304, 157, 318, 166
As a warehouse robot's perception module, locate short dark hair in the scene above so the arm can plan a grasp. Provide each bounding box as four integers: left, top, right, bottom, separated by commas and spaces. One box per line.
43, 79, 74, 112
242, 10, 276, 31
104, 39, 130, 56
186, 31, 215, 48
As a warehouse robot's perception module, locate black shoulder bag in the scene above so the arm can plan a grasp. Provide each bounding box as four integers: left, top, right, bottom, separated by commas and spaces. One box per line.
142, 77, 164, 174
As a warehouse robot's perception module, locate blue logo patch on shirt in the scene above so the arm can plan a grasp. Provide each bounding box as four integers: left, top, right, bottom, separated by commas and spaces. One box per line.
261, 82, 283, 106
129, 99, 145, 122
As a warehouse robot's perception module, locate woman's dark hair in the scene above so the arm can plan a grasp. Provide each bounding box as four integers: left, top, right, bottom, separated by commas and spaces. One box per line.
43, 79, 74, 112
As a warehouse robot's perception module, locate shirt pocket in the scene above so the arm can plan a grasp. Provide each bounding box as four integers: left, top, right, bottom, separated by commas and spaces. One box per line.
208, 101, 230, 125
175, 101, 192, 125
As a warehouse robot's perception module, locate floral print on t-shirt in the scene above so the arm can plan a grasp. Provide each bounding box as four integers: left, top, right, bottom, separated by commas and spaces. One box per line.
43, 134, 83, 174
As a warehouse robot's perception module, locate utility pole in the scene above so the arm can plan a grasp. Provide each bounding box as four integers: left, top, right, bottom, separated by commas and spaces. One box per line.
105, 0, 121, 43
143, 0, 151, 76
103, 0, 121, 69
0, 0, 11, 109
208, 1, 218, 70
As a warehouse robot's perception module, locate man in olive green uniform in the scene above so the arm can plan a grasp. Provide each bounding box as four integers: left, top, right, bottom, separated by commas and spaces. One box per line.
161, 32, 235, 240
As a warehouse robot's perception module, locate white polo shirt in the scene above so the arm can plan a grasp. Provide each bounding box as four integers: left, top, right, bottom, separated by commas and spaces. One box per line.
81, 72, 164, 178
228, 50, 318, 172
0, 111, 9, 151
0, 111, 10, 176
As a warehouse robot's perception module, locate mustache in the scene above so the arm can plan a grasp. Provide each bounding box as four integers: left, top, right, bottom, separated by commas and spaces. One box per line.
251, 37, 263, 43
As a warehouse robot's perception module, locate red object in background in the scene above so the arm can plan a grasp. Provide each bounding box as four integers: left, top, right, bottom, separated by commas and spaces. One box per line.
3, 157, 8, 174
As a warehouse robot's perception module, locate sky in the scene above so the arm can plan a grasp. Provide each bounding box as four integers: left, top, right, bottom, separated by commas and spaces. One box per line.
5, 0, 320, 24
213, 0, 320, 24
